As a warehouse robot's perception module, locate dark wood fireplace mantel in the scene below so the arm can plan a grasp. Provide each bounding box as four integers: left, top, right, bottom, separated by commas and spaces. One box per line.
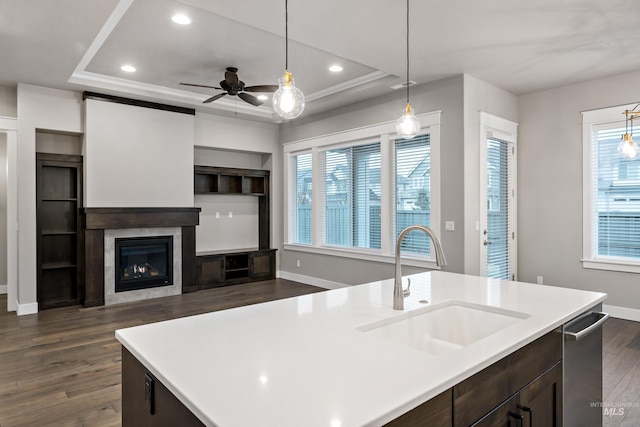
82, 207, 201, 307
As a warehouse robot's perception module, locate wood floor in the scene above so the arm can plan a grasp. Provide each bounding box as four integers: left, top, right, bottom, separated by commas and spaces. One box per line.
0, 282, 639, 426
0, 279, 324, 427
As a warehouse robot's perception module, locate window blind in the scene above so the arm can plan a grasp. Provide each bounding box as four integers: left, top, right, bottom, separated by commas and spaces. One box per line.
593, 125, 640, 260
323, 142, 381, 249
486, 137, 511, 280
395, 134, 431, 256
292, 153, 312, 244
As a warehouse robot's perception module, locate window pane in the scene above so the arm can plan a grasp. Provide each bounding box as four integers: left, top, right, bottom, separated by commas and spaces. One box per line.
594, 125, 640, 259
294, 153, 312, 244
395, 135, 431, 256
324, 143, 381, 249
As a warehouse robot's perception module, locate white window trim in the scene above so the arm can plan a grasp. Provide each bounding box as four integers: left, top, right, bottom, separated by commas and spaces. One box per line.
284, 111, 441, 266
582, 103, 640, 273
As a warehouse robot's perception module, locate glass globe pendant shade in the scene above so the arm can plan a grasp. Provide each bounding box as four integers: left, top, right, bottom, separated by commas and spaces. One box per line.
618, 133, 639, 159
273, 71, 305, 119
395, 103, 420, 139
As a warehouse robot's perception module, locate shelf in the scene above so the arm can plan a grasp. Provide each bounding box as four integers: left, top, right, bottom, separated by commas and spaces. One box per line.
194, 166, 268, 196
42, 262, 77, 270
42, 198, 78, 202
42, 231, 78, 236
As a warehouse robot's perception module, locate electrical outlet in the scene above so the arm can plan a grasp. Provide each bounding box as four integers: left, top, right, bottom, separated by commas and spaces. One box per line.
296, 260, 300, 268
215, 212, 220, 219
445, 221, 455, 231
537, 276, 543, 285
228, 212, 233, 218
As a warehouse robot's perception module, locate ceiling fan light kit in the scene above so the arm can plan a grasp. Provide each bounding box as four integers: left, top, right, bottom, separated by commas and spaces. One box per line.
395, 0, 420, 139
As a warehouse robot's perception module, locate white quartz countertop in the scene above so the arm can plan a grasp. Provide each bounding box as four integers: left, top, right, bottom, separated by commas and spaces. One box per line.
115, 271, 606, 427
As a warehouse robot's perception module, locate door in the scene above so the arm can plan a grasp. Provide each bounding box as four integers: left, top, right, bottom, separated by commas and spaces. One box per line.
479, 113, 518, 280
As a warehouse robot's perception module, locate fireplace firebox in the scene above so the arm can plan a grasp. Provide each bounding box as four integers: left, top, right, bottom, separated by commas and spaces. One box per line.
115, 236, 173, 292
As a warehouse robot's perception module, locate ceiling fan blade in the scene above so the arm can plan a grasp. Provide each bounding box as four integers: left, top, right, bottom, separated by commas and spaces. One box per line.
244, 85, 279, 93
238, 92, 263, 106
203, 93, 227, 103
180, 82, 222, 89
225, 70, 239, 86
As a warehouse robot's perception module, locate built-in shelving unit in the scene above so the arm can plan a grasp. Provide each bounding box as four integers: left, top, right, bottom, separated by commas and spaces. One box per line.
194, 166, 274, 288
36, 153, 84, 310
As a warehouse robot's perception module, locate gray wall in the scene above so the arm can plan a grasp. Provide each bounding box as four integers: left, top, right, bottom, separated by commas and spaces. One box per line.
518, 69, 640, 310
0, 86, 17, 117
279, 75, 465, 285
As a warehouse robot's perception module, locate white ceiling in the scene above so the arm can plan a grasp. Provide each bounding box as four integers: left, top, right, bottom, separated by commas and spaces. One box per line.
1, 0, 639, 121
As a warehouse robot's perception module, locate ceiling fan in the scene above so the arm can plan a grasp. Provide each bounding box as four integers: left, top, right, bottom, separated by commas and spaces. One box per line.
180, 67, 278, 106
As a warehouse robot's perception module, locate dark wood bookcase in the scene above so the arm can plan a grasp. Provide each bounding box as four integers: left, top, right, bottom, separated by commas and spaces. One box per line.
194, 166, 274, 288
36, 153, 84, 310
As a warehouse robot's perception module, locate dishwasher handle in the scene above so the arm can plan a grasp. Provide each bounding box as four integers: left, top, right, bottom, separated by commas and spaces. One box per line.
564, 311, 609, 341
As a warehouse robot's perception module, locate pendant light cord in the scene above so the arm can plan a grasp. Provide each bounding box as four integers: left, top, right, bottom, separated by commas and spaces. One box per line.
285, 0, 289, 71
406, 0, 410, 105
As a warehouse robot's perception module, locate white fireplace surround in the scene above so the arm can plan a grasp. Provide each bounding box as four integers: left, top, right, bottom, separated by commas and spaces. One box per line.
104, 227, 182, 305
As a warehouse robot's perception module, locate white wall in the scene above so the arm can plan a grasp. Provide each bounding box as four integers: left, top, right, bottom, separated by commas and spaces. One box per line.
0, 133, 7, 293
463, 75, 518, 275
16, 84, 84, 314
194, 113, 281, 254
518, 69, 640, 314
84, 99, 194, 207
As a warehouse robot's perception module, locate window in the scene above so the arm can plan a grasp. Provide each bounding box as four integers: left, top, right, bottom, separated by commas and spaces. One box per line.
293, 153, 312, 244
395, 135, 430, 256
324, 142, 381, 249
284, 110, 441, 266
583, 105, 640, 272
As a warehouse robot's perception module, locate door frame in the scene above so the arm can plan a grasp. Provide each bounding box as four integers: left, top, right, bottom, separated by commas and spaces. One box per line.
0, 116, 17, 312
479, 112, 518, 279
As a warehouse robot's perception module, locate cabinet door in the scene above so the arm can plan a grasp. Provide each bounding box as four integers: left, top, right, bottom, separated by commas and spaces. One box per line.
249, 251, 274, 279
472, 393, 521, 427
384, 389, 452, 427
197, 256, 225, 288
519, 362, 562, 427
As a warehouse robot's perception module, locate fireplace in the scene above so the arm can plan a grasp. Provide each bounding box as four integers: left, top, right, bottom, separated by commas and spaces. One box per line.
115, 236, 173, 293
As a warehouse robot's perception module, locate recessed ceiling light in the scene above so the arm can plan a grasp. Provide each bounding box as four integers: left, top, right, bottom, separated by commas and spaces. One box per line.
257, 95, 269, 101
172, 14, 191, 25
120, 64, 136, 73
329, 65, 343, 73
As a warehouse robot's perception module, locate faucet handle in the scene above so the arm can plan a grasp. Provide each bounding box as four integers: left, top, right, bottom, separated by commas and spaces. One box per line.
403, 278, 411, 298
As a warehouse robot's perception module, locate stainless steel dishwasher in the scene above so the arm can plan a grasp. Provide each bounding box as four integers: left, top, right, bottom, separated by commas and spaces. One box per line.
563, 303, 609, 427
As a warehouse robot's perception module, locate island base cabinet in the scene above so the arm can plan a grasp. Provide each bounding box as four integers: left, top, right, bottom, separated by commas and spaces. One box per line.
383, 389, 452, 427
122, 348, 204, 427
472, 362, 562, 427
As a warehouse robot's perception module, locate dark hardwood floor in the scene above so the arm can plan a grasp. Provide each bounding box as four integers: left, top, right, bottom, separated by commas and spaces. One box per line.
0, 279, 324, 427
1, 282, 639, 426
603, 316, 640, 427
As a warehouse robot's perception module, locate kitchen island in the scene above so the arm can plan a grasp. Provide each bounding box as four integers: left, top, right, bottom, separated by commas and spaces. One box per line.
116, 271, 606, 426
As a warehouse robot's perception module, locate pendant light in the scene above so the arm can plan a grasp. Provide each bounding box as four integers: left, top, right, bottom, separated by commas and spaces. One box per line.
395, 0, 420, 139
273, 0, 305, 120
618, 104, 640, 159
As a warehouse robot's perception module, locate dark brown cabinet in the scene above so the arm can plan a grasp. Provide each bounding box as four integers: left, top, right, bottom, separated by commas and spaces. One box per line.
36, 153, 84, 310
196, 249, 276, 288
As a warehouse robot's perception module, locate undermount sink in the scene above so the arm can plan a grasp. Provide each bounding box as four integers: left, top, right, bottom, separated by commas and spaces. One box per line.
357, 301, 530, 355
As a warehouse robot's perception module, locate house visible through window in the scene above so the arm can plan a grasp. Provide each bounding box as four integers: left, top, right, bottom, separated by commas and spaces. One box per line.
583, 105, 640, 272
395, 135, 430, 256
324, 142, 381, 249
294, 153, 312, 244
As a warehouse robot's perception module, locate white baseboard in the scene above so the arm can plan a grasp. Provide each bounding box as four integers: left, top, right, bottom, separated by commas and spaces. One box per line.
603, 304, 640, 323
0, 284, 6, 295
16, 301, 38, 316
278, 271, 348, 290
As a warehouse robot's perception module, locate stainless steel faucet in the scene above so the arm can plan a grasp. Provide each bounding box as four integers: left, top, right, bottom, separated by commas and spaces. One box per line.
394, 225, 447, 310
